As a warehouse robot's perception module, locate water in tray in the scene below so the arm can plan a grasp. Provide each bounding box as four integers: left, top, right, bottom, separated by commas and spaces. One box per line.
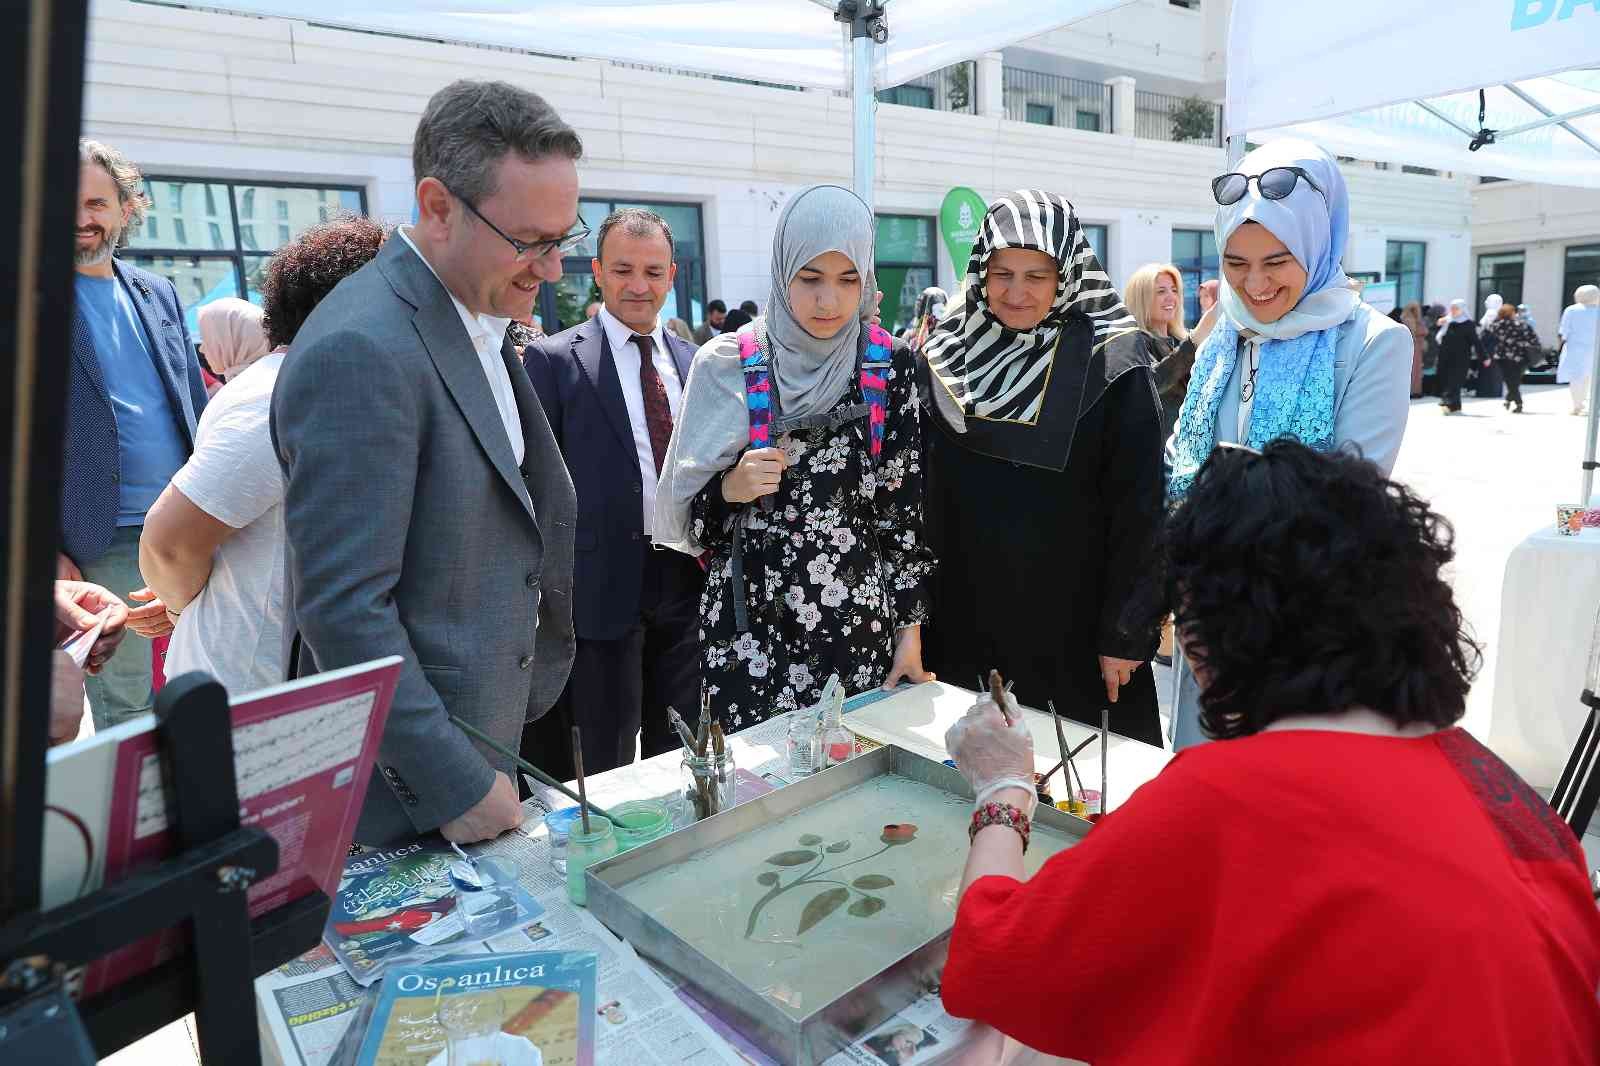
617, 772, 1076, 1018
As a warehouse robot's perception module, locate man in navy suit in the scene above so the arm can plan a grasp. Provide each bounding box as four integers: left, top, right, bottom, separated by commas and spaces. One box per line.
61, 140, 207, 727
523, 208, 703, 774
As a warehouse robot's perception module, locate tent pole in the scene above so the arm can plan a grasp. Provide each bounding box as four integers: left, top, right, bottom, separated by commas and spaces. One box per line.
843, 2, 883, 206
1584, 319, 1600, 507
1225, 133, 1246, 168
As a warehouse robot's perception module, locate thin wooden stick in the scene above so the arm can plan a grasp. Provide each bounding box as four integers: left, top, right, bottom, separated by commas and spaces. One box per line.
449, 714, 616, 823
572, 725, 590, 835
987, 669, 1014, 726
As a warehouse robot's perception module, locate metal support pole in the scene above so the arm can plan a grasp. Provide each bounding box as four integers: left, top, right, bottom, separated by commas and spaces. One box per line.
1225, 132, 1247, 169
852, 33, 874, 204
838, 1, 885, 207
1582, 317, 1600, 506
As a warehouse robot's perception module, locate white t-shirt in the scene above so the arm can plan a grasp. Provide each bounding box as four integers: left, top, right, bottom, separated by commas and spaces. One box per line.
164, 353, 288, 696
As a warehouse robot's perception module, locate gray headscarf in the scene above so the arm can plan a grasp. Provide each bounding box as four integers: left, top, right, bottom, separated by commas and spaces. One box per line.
653, 184, 877, 555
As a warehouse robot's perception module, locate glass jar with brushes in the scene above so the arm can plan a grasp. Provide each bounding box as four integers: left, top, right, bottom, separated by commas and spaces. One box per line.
669, 701, 736, 821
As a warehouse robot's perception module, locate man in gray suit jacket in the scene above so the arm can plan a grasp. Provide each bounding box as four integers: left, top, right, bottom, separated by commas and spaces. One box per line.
272, 80, 588, 845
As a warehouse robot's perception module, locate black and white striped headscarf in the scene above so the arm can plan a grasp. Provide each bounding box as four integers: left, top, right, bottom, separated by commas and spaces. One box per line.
923, 190, 1136, 428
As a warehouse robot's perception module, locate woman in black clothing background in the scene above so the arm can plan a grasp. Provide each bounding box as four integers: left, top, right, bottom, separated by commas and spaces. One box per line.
1487, 301, 1540, 413
918, 190, 1164, 745
1435, 298, 1483, 415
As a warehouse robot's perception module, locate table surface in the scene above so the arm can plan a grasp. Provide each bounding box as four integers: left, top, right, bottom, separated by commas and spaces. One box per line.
259, 681, 1170, 1066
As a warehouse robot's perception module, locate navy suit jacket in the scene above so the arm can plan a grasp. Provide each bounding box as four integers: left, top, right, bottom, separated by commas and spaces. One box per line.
523, 318, 697, 641
61, 259, 208, 565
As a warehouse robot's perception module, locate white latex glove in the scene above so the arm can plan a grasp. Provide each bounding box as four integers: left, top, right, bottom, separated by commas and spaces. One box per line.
944, 694, 1036, 817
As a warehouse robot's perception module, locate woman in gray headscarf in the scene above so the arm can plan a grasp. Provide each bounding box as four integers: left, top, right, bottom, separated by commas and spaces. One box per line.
655, 185, 937, 728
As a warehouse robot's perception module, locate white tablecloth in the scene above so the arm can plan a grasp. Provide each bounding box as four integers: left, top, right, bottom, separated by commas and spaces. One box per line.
1489, 527, 1600, 789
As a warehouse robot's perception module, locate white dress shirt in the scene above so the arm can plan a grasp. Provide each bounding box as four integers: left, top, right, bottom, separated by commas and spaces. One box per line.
397, 226, 524, 466
596, 304, 683, 534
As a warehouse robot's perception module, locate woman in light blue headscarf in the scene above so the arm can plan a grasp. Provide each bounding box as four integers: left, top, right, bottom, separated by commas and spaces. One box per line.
1166, 140, 1413, 751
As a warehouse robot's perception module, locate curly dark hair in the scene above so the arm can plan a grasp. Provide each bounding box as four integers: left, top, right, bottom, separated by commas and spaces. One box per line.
260, 215, 389, 349
1155, 440, 1480, 740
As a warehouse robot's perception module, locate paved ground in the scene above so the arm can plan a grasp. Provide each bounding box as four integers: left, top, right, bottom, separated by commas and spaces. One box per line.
100, 386, 1600, 1065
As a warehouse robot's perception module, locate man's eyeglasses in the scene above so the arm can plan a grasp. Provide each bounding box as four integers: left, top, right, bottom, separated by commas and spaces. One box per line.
1211, 166, 1327, 207
447, 185, 590, 261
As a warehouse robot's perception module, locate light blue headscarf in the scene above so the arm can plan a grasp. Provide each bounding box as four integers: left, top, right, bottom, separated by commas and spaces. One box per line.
1167, 140, 1361, 501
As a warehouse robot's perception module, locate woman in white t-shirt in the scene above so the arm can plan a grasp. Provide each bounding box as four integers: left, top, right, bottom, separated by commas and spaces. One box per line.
139, 216, 388, 695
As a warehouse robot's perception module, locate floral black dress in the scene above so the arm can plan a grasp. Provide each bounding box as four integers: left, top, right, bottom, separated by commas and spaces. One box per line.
691, 338, 935, 728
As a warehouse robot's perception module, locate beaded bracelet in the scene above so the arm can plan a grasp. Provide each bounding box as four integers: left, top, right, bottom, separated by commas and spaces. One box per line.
968, 801, 1030, 853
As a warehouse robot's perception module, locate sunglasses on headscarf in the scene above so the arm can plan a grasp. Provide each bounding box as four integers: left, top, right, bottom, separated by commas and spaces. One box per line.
1211, 167, 1327, 207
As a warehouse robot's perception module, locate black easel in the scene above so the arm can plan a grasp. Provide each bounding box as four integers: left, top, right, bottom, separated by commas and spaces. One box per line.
1552, 689, 1600, 840
0, 675, 332, 1060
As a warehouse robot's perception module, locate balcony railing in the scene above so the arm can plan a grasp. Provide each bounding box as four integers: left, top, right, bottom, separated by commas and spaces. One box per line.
876, 62, 977, 114
1003, 68, 1113, 133
1134, 89, 1223, 147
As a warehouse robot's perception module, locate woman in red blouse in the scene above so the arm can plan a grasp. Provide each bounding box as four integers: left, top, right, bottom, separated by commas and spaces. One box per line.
942, 440, 1600, 1066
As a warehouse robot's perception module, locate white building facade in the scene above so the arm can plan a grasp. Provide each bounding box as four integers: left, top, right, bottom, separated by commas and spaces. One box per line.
1470, 181, 1600, 344
86, 0, 1474, 335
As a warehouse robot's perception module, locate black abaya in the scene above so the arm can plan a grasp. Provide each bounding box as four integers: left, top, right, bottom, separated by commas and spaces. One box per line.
919, 337, 1166, 746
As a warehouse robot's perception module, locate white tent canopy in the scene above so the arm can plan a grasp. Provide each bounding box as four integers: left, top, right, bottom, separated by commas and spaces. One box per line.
200, 0, 1128, 93
1226, 0, 1600, 187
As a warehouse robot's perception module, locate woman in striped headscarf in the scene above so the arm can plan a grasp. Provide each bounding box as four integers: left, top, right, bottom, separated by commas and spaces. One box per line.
919, 190, 1165, 745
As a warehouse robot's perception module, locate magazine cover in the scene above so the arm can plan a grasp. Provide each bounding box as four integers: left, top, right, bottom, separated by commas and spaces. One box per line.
355, 951, 597, 1066
73, 656, 401, 999
325, 841, 546, 986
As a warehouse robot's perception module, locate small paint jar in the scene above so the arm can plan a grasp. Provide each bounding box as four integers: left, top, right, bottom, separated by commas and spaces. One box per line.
544, 807, 582, 875
682, 751, 736, 822
610, 799, 673, 852
565, 815, 617, 907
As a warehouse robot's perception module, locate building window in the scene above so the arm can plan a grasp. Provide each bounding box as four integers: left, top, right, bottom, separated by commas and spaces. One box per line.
1170, 0, 1200, 8
1074, 109, 1102, 132
276, 199, 289, 220
1563, 244, 1600, 309
537, 197, 708, 335
1082, 224, 1109, 274
123, 177, 367, 331
1025, 103, 1055, 126
876, 214, 937, 335
1172, 228, 1218, 324
877, 84, 935, 109
1385, 240, 1427, 307
240, 188, 255, 218
1476, 251, 1524, 309
146, 216, 158, 241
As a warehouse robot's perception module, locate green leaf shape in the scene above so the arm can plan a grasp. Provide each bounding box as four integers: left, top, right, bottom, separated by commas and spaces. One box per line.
797, 887, 850, 935
798, 834, 823, 846
766, 850, 817, 867
756, 871, 779, 886
848, 896, 886, 918
825, 841, 851, 853
851, 874, 893, 890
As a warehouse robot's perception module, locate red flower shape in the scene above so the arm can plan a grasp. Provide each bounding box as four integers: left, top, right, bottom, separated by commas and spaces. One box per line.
881, 823, 918, 844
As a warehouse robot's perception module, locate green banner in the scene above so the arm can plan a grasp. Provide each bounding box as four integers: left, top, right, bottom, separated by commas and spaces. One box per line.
939, 187, 988, 277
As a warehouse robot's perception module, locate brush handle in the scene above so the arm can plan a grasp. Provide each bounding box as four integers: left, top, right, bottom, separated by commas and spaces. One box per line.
449, 714, 617, 824
986, 669, 1014, 725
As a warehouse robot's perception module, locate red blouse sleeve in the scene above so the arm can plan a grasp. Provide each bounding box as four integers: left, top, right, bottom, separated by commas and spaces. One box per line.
940, 759, 1231, 1059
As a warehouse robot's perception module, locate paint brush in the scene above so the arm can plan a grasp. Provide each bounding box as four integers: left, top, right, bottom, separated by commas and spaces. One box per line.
711, 720, 726, 760
666, 706, 697, 751
572, 725, 591, 835
449, 714, 616, 823
986, 669, 1014, 725
1047, 700, 1072, 792
1099, 707, 1110, 819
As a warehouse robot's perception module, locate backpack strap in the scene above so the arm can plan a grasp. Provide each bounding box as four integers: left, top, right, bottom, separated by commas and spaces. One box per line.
859, 323, 893, 462
739, 328, 772, 449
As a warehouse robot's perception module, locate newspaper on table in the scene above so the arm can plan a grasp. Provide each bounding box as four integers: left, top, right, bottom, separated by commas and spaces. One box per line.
259, 827, 748, 1066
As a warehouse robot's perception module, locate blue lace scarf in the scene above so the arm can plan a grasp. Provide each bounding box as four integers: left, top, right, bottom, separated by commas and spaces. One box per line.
1166, 315, 1338, 502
